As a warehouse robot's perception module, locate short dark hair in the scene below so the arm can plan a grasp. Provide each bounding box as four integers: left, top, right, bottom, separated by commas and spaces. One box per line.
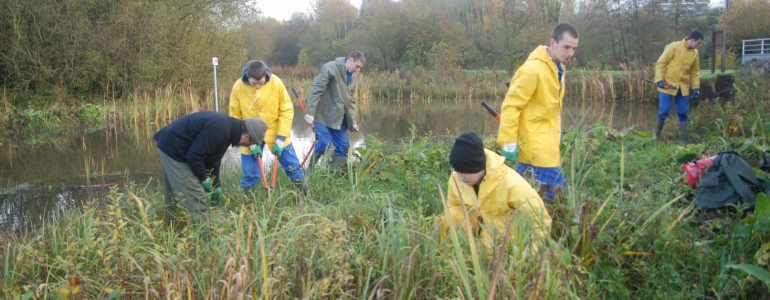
551, 24, 579, 42
246, 60, 268, 80
348, 51, 365, 64
687, 31, 704, 41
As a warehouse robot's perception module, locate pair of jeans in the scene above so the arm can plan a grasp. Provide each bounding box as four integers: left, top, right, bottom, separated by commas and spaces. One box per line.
517, 163, 567, 202
313, 119, 350, 158
657, 90, 690, 122
240, 143, 304, 189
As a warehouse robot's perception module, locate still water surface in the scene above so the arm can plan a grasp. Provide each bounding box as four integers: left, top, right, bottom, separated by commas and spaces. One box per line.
0, 99, 659, 234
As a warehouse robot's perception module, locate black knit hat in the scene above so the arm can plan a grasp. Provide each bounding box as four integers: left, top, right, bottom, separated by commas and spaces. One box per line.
449, 132, 486, 173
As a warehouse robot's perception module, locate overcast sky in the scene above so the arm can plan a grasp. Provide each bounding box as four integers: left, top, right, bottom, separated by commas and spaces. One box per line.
259, 0, 363, 21
259, 0, 727, 21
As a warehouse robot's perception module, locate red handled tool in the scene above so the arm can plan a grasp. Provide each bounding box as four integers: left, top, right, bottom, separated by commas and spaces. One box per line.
480, 100, 501, 122
292, 88, 317, 168
645, 79, 677, 90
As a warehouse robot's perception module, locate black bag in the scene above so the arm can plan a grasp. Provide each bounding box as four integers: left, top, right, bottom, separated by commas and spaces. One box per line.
693, 151, 770, 209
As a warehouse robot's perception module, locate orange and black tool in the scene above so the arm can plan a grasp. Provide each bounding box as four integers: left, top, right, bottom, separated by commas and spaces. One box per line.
270, 154, 279, 188
645, 78, 677, 90
292, 88, 317, 168
257, 156, 268, 188
480, 100, 501, 122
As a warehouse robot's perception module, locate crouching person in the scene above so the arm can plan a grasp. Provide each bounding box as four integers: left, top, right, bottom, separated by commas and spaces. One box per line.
440, 132, 552, 254
154, 111, 267, 223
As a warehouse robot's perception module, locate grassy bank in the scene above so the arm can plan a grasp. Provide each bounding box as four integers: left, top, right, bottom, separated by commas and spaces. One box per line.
2, 71, 769, 298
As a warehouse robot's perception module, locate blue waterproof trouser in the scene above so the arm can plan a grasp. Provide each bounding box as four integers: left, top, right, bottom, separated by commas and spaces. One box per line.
517, 163, 567, 202
657, 90, 690, 122
240, 143, 304, 189
313, 120, 350, 158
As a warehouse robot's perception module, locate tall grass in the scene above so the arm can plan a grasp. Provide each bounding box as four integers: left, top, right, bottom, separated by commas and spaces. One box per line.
5, 73, 770, 298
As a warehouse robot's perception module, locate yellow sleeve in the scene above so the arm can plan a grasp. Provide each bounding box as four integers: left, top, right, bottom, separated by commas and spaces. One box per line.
654, 43, 675, 83
445, 173, 463, 208
274, 78, 294, 138
497, 64, 538, 146
506, 177, 551, 251
229, 81, 243, 120
690, 51, 701, 89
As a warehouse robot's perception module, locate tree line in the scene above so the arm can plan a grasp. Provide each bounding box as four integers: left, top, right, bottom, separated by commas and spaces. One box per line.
1, 0, 767, 97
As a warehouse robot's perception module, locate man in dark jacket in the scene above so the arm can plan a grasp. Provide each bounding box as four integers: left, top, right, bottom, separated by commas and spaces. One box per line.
154, 111, 267, 218
303, 51, 365, 171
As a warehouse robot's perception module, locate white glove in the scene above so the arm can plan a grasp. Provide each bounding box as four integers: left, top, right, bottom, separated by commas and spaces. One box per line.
275, 139, 285, 148
303, 114, 314, 125
351, 124, 359, 132
503, 143, 517, 152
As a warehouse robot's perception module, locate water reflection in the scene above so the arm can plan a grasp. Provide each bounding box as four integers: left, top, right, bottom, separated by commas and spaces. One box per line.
0, 99, 659, 234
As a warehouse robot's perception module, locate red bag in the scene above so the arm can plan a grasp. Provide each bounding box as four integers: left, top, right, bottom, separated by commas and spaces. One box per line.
682, 155, 717, 188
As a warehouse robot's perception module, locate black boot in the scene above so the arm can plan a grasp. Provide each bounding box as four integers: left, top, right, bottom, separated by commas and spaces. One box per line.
652, 119, 665, 140
331, 156, 348, 176
679, 122, 688, 145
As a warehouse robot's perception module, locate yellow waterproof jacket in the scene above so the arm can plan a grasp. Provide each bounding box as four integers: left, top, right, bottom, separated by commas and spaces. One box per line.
497, 46, 565, 168
655, 39, 700, 96
229, 75, 294, 155
443, 149, 552, 252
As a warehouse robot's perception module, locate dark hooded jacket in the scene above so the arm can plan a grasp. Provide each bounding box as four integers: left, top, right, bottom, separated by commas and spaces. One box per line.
154, 111, 242, 186
694, 151, 770, 209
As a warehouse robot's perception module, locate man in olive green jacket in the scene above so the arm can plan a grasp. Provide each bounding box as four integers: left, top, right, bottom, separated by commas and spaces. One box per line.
303, 51, 365, 170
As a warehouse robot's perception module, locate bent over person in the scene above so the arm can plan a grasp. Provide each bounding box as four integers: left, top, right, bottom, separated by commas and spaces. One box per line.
154, 111, 267, 220
230, 60, 308, 194
303, 51, 365, 172
441, 132, 552, 253
497, 24, 579, 202
652, 31, 703, 145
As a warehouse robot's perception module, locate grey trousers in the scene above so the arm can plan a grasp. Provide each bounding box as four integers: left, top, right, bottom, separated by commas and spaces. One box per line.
159, 150, 209, 218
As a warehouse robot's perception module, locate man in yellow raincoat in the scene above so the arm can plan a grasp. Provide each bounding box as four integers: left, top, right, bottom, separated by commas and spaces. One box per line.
497, 24, 579, 202
441, 132, 552, 253
652, 31, 703, 145
230, 60, 308, 194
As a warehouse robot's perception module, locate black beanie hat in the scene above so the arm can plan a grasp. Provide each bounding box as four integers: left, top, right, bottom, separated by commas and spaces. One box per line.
449, 132, 486, 173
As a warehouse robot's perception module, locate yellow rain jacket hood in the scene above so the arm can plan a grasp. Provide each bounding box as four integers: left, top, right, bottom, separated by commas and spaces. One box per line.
497, 45, 565, 168
443, 149, 552, 252
655, 39, 700, 96
229, 73, 294, 155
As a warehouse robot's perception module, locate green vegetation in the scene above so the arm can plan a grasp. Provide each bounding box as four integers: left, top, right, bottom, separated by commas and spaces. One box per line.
2, 70, 769, 299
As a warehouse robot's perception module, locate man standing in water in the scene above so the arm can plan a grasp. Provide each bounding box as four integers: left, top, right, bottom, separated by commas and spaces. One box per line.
303, 51, 365, 173
230, 60, 309, 194
154, 111, 267, 221
497, 24, 579, 202
652, 31, 703, 145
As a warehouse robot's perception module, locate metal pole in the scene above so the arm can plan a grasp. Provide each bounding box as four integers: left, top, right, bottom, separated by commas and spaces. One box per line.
712, 31, 716, 74
721, 28, 727, 73
213, 57, 219, 112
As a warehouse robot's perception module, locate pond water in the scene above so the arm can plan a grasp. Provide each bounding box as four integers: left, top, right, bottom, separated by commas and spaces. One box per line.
0, 99, 659, 234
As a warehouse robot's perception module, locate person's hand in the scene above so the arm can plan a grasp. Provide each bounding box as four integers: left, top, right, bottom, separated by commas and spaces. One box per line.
692, 88, 700, 100
304, 114, 314, 125
273, 137, 285, 157
656, 80, 667, 89
250, 144, 263, 158
210, 187, 224, 206
502, 143, 519, 162
350, 124, 359, 132
201, 177, 212, 192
